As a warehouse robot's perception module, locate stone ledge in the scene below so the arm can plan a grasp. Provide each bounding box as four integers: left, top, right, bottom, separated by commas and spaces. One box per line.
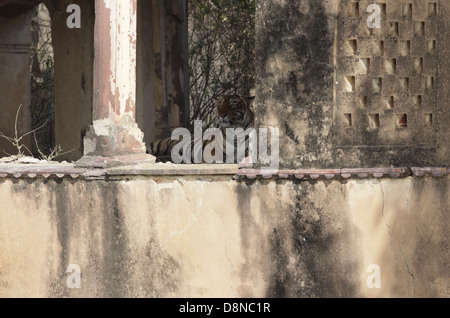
0, 162, 448, 180
0, 163, 104, 180
0, 162, 239, 179
236, 167, 450, 180
75, 153, 156, 168
107, 163, 239, 176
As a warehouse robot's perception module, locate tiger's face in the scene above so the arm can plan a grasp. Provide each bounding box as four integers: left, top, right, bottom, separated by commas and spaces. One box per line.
216, 95, 254, 128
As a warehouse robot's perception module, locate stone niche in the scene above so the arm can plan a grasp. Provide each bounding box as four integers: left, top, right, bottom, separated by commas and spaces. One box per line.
255, 0, 449, 169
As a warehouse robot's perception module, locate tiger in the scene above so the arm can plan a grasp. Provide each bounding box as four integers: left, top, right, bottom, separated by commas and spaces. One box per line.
147, 94, 255, 163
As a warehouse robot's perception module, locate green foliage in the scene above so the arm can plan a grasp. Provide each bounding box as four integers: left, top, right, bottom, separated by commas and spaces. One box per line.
189, 0, 255, 128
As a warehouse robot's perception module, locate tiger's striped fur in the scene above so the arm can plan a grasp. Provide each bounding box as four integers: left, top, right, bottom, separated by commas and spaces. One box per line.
147, 94, 255, 163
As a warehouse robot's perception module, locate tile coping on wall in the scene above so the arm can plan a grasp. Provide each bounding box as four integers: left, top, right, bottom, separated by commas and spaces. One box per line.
0, 162, 448, 180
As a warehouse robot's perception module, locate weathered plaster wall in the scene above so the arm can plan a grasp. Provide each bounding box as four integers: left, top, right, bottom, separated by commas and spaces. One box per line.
0, 175, 447, 297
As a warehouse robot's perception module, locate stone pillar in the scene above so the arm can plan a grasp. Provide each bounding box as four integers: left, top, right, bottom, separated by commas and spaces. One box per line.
161, 0, 190, 134
81, 0, 153, 163
136, 0, 189, 145
0, 10, 32, 157
136, 0, 157, 146
49, 0, 94, 162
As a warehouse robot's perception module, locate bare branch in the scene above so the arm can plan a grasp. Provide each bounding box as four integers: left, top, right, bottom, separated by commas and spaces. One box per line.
19, 120, 48, 141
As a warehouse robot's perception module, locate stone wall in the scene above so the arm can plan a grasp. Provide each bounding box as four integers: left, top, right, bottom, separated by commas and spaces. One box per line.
0, 0, 448, 300
255, 0, 450, 168
0, 173, 448, 297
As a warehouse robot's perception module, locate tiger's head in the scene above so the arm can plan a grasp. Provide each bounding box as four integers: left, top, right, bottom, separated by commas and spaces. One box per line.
216, 94, 254, 129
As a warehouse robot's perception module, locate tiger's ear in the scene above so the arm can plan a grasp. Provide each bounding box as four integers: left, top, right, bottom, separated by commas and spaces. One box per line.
247, 96, 255, 108
246, 96, 255, 112
215, 96, 224, 107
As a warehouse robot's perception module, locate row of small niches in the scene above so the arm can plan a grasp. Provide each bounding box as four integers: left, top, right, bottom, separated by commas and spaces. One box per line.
342, 112, 433, 129
353, 94, 431, 109
353, 20, 437, 38
342, 75, 434, 93
346, 57, 434, 75
345, 39, 436, 56
347, 2, 438, 19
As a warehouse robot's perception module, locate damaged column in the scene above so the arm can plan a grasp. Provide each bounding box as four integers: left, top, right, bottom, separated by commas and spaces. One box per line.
80, 0, 154, 165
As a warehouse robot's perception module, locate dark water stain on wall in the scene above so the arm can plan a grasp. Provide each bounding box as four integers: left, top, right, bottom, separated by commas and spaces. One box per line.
47, 180, 131, 297
49, 179, 71, 297
258, 181, 361, 297
138, 183, 182, 297
98, 182, 130, 297
236, 182, 262, 294
255, 0, 335, 169
48, 180, 182, 297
